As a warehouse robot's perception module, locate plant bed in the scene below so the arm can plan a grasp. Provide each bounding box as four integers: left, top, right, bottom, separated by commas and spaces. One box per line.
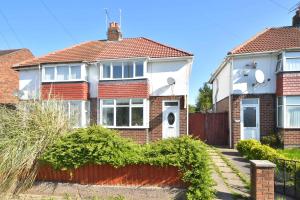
39, 126, 215, 200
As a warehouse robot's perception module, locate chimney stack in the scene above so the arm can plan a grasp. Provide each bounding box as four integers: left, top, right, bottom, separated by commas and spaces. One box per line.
107, 22, 122, 41
292, 8, 300, 28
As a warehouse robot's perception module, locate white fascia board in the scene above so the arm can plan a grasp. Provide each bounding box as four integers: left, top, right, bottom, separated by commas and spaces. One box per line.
148, 56, 193, 63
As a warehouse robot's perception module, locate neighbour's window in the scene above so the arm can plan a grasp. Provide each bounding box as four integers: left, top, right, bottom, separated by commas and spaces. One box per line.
277, 96, 300, 128
44, 67, 55, 81
101, 61, 144, 79
276, 54, 283, 72
101, 99, 145, 127
62, 100, 89, 128
43, 65, 82, 82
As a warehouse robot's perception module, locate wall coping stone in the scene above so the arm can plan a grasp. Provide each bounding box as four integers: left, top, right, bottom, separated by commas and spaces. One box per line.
250, 160, 276, 168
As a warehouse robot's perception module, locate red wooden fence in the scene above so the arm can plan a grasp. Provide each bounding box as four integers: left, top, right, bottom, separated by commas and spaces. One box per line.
37, 164, 185, 188
189, 112, 229, 146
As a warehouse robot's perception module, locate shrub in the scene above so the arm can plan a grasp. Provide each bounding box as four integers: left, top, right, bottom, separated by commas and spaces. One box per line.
0, 100, 71, 194
236, 139, 260, 157
41, 126, 215, 200
261, 133, 283, 148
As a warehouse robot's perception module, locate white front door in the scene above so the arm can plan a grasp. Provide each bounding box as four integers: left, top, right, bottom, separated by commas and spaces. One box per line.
241, 98, 260, 140
162, 101, 180, 139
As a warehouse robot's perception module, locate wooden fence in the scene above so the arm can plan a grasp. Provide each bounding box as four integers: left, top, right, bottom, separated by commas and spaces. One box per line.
37, 164, 185, 188
189, 112, 229, 146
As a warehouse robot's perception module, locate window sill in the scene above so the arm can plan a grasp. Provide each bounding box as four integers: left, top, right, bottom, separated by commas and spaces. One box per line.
102, 126, 149, 129
99, 77, 147, 81
42, 80, 87, 83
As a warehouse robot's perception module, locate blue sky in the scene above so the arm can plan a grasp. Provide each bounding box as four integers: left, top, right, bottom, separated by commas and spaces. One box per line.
0, 0, 299, 104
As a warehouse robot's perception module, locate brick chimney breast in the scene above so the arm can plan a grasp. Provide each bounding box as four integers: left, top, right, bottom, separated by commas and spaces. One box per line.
292, 8, 300, 28
107, 22, 122, 41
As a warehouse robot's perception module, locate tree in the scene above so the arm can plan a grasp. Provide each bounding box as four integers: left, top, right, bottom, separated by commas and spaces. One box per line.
195, 83, 212, 112
189, 104, 196, 113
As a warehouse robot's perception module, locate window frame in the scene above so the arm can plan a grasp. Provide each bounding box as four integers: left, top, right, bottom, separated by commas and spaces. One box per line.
62, 100, 89, 128
100, 61, 146, 80
277, 51, 300, 72
277, 96, 300, 129
100, 98, 147, 128
42, 64, 86, 82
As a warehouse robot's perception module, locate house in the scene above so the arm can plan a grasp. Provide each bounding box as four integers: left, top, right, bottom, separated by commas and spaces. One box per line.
209, 9, 300, 148
0, 48, 34, 105
13, 22, 193, 144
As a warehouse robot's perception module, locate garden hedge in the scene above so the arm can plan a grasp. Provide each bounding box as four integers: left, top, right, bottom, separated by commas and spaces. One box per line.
41, 126, 215, 200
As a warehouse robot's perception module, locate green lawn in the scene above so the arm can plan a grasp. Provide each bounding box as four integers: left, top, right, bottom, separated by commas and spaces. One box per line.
278, 148, 300, 160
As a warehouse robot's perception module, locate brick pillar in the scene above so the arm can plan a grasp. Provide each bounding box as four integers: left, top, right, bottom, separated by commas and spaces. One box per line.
250, 160, 276, 200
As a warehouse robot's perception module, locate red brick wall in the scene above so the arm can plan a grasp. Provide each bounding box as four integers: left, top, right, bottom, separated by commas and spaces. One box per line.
231, 94, 276, 147
41, 82, 89, 100
118, 129, 147, 144
0, 49, 34, 104
278, 128, 300, 148
215, 97, 229, 112
149, 96, 187, 142
99, 79, 148, 99
276, 72, 300, 96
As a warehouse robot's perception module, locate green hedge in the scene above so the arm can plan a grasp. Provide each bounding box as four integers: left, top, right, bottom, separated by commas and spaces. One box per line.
41, 126, 215, 200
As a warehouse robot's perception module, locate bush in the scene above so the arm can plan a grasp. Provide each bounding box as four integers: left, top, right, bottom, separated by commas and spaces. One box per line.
236, 139, 260, 157
261, 133, 283, 148
42, 126, 215, 200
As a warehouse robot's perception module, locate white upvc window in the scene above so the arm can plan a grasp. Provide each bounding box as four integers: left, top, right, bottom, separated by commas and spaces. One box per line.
100, 61, 146, 80
277, 52, 300, 72
277, 96, 300, 128
100, 98, 148, 128
42, 64, 86, 82
62, 100, 89, 128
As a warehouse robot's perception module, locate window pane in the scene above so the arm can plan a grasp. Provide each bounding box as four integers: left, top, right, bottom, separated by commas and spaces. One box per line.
131, 107, 143, 126
285, 58, 300, 71
286, 96, 300, 105
278, 97, 283, 105
116, 99, 129, 105
62, 101, 69, 117
124, 62, 133, 78
116, 107, 129, 126
103, 99, 114, 105
70, 101, 81, 127
71, 65, 81, 79
287, 106, 300, 128
243, 107, 256, 127
102, 107, 114, 126
165, 102, 178, 106
277, 105, 283, 127
132, 99, 143, 104
57, 66, 69, 80
103, 64, 111, 78
242, 99, 258, 105
113, 63, 122, 78
135, 62, 144, 77
45, 67, 55, 81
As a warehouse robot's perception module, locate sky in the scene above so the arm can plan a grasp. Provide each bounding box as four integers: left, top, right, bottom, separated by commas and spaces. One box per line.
0, 0, 299, 104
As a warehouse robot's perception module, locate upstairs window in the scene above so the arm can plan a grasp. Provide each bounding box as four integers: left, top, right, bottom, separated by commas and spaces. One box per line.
43, 64, 83, 82
101, 61, 145, 80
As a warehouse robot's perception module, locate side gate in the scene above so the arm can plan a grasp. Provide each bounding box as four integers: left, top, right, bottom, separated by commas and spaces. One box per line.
189, 112, 229, 146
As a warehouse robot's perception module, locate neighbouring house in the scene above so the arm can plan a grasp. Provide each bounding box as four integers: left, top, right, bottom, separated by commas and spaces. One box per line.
0, 48, 34, 105
209, 9, 300, 148
13, 22, 193, 144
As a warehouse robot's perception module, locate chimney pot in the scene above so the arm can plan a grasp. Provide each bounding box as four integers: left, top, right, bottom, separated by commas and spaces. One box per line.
107, 22, 122, 41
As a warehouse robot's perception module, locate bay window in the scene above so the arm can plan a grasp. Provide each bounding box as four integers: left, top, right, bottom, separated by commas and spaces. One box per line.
43, 64, 84, 82
101, 61, 145, 80
277, 52, 300, 72
277, 96, 300, 128
101, 99, 146, 128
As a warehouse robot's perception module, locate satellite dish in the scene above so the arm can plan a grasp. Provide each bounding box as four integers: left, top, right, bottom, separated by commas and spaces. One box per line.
167, 77, 175, 85
255, 70, 265, 84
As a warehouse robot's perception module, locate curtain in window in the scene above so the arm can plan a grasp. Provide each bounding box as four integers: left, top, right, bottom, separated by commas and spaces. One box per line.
286, 58, 300, 71
287, 106, 300, 128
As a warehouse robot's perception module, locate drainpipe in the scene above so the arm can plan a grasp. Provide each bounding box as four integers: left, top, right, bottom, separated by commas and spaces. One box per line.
229, 58, 233, 148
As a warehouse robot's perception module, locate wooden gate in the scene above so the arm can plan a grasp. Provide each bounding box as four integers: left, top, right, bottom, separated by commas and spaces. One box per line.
189, 112, 229, 146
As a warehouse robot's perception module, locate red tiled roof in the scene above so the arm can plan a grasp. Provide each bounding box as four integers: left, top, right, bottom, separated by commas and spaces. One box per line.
15, 37, 192, 68
230, 27, 300, 54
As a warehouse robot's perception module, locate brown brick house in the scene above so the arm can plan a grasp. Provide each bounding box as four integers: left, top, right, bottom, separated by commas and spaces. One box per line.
209, 9, 300, 148
0, 49, 34, 104
14, 22, 193, 144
